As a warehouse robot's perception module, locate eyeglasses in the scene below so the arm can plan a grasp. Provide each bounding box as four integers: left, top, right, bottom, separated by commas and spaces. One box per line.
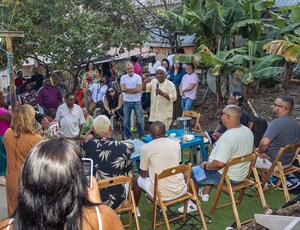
273, 103, 289, 110
67, 98, 75, 101
108, 90, 114, 93
221, 111, 230, 117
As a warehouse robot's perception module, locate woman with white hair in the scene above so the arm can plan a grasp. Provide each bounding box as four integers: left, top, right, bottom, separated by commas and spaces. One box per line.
81, 115, 133, 210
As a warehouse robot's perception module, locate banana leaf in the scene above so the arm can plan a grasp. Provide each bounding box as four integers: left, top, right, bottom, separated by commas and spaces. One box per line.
263, 40, 300, 64
254, 0, 275, 11
251, 54, 283, 72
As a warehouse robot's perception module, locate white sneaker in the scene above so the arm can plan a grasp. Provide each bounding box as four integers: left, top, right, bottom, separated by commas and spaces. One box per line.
0, 176, 6, 186
177, 200, 198, 213
198, 188, 209, 202
135, 207, 141, 217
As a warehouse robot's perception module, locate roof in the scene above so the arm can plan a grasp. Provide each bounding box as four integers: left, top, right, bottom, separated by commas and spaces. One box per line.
146, 34, 196, 48
274, 0, 300, 7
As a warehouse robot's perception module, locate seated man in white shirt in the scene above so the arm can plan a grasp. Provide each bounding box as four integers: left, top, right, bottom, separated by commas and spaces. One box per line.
88, 76, 108, 114
178, 105, 254, 213
133, 121, 187, 216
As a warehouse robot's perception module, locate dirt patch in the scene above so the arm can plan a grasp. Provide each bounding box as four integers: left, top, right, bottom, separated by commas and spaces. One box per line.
194, 82, 300, 132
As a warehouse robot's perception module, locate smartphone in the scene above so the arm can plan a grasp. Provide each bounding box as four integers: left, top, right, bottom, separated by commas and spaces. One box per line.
82, 158, 93, 188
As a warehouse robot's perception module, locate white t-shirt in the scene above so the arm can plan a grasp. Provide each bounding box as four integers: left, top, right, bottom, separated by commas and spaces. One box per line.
208, 125, 254, 182
181, 72, 199, 100
167, 54, 175, 66
55, 103, 85, 138
120, 73, 142, 102
89, 83, 108, 102
148, 61, 161, 74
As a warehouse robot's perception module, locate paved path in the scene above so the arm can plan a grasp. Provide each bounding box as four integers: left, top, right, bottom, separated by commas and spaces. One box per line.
0, 185, 7, 220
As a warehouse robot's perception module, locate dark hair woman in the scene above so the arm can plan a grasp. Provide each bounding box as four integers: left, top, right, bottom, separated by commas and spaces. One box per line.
103, 86, 123, 121
0, 138, 123, 230
161, 58, 170, 78
80, 60, 100, 110
169, 61, 187, 121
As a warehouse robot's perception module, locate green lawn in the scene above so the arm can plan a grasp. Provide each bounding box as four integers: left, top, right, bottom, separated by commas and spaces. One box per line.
122, 152, 297, 229
123, 185, 294, 230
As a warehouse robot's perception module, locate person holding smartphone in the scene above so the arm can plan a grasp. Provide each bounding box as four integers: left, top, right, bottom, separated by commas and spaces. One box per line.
0, 138, 123, 230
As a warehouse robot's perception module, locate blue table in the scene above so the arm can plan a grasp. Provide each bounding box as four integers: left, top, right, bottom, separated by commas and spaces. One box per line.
122, 139, 145, 172
142, 129, 207, 163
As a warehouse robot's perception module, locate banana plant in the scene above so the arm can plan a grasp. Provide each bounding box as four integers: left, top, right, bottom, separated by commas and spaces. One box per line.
174, 43, 284, 107
160, 0, 244, 53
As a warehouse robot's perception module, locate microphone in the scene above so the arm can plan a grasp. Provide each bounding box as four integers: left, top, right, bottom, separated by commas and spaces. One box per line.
156, 82, 159, 96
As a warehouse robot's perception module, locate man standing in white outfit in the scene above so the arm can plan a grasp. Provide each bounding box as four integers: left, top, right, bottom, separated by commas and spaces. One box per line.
120, 62, 145, 139
55, 93, 85, 140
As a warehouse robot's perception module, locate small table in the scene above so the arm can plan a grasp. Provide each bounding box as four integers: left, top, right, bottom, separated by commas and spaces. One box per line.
122, 139, 145, 172
142, 129, 207, 164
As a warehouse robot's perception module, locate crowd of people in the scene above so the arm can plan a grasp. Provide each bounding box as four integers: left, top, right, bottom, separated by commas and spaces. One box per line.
0, 49, 299, 228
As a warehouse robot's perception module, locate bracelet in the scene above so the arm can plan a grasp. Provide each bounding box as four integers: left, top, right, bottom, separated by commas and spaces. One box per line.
203, 164, 207, 170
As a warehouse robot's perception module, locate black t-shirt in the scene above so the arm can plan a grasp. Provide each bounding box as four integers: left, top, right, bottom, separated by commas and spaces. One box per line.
31, 74, 44, 91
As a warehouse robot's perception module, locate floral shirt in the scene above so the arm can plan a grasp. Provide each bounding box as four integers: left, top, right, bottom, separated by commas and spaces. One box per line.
81, 137, 133, 209
81, 70, 100, 90
44, 121, 59, 139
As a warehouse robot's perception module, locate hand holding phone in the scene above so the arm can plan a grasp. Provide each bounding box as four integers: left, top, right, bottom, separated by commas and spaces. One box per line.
82, 158, 93, 188
87, 176, 101, 203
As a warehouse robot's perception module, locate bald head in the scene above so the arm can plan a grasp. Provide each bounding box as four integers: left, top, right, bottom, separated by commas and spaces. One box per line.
150, 121, 166, 139
221, 105, 242, 128
224, 105, 242, 119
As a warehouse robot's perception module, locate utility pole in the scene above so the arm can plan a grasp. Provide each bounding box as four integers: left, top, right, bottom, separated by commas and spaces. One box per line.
0, 31, 25, 111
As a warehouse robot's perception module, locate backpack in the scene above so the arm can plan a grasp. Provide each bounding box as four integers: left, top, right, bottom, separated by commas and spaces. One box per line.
248, 116, 268, 147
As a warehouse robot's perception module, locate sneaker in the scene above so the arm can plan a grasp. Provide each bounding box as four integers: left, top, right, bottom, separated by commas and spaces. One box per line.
284, 174, 300, 190
177, 199, 198, 213
0, 176, 6, 186
135, 207, 141, 217
198, 188, 209, 202
251, 181, 273, 191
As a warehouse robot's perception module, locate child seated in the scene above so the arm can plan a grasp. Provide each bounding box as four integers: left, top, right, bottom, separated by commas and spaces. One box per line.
45, 108, 59, 138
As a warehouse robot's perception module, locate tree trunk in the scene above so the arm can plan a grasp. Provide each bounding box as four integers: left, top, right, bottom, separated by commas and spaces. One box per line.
283, 62, 293, 85
215, 74, 224, 109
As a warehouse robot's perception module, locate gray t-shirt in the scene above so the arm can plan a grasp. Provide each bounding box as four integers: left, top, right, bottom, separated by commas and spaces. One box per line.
264, 116, 300, 166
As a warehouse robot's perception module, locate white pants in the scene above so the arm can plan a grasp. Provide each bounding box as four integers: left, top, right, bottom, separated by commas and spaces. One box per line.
137, 176, 187, 201
255, 157, 290, 172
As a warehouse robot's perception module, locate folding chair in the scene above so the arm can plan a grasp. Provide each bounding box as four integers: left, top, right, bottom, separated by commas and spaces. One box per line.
182, 111, 203, 133
259, 142, 300, 203
147, 164, 207, 230
98, 175, 140, 230
210, 153, 267, 228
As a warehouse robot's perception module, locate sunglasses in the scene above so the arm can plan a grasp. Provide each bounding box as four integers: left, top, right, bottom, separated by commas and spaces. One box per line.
108, 90, 114, 93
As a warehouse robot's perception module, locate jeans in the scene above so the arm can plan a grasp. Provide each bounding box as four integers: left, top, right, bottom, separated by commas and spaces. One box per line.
192, 169, 240, 185
181, 97, 194, 111
0, 136, 6, 176
123, 101, 145, 138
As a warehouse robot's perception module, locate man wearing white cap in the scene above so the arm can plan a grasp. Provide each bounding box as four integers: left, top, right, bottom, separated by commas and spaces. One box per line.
142, 66, 177, 129
146, 53, 161, 78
